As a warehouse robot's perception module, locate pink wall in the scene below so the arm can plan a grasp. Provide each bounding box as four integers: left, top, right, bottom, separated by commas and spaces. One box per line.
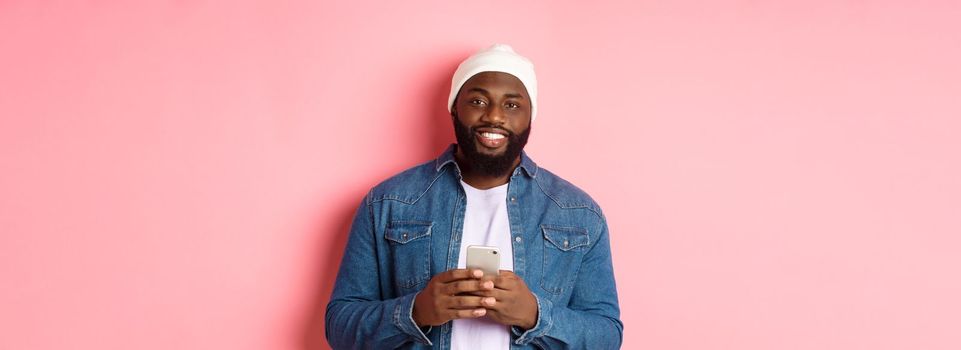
2, 1, 960, 349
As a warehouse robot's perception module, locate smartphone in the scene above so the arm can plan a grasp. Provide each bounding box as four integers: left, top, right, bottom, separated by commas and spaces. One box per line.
466, 245, 500, 276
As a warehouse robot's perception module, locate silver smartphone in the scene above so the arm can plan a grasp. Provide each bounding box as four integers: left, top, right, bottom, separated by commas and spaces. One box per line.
466, 245, 500, 276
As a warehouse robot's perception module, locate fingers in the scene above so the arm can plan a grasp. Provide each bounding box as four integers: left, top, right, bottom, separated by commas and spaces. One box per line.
449, 308, 487, 319
460, 289, 497, 298
446, 295, 496, 309
435, 269, 484, 283
445, 296, 497, 318
443, 279, 494, 295
491, 271, 522, 290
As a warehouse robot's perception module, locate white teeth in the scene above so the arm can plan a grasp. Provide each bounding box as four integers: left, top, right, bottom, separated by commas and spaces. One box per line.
481, 132, 505, 140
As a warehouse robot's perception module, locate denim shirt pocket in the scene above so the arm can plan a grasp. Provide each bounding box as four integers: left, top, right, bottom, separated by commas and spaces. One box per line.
540, 224, 590, 295
385, 220, 433, 292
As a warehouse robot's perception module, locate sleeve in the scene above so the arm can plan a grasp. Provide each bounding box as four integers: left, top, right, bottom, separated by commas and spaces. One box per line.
510, 217, 623, 349
324, 194, 433, 349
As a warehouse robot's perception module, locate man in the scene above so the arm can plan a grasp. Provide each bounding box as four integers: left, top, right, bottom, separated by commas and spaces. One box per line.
326, 44, 622, 349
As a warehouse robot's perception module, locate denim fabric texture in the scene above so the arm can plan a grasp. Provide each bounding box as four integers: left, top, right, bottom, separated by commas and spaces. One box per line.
326, 145, 623, 349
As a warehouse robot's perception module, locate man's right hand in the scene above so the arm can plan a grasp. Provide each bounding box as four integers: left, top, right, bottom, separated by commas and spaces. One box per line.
412, 269, 496, 327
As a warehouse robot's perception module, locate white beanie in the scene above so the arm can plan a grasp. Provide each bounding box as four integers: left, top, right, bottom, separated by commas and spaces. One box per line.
448, 44, 538, 121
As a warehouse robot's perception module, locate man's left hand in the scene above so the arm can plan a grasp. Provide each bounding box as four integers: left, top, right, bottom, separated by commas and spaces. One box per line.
472, 270, 538, 330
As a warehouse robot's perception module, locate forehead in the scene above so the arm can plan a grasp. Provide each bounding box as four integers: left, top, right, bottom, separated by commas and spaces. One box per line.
460, 71, 529, 98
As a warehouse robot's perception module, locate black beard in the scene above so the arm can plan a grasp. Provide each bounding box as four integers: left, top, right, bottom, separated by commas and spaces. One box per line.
453, 117, 531, 178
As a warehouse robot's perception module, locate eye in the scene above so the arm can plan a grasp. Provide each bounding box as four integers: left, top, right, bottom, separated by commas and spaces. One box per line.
470, 99, 487, 106
506, 102, 520, 109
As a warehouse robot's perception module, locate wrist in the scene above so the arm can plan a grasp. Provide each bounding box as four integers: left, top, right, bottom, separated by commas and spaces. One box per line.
412, 293, 426, 327
520, 292, 538, 330
520, 314, 537, 330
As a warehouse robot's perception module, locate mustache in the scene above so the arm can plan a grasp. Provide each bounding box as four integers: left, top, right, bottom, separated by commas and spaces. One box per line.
471, 125, 514, 137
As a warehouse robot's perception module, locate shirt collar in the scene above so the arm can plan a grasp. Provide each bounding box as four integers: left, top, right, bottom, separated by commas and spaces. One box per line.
434, 144, 539, 178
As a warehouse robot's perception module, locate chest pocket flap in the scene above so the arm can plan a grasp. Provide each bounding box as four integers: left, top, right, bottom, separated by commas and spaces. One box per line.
385, 221, 432, 244
542, 225, 590, 251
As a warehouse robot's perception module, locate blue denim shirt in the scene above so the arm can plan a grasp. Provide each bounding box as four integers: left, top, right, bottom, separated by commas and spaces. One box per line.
326, 145, 622, 349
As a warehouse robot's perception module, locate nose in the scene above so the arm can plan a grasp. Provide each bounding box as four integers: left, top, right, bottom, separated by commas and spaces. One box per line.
480, 103, 506, 125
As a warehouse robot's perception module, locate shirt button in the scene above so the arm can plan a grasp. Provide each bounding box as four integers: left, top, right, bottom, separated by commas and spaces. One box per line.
402, 233, 408, 239
563, 239, 569, 248
510, 197, 516, 202
515, 236, 522, 243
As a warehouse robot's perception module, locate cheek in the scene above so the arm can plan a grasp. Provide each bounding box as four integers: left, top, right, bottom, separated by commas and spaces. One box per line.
509, 112, 532, 129
456, 107, 483, 122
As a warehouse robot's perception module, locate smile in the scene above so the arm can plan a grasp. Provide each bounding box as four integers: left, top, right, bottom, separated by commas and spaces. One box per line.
480, 132, 505, 140
475, 129, 508, 149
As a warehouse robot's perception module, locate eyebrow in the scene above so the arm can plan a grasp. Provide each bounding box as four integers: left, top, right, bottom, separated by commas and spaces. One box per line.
468, 87, 525, 99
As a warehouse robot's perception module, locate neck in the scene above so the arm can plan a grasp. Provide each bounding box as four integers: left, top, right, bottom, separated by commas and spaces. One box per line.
454, 148, 520, 190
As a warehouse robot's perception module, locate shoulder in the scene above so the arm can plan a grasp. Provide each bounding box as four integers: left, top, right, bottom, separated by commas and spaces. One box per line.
532, 166, 605, 220
367, 159, 448, 205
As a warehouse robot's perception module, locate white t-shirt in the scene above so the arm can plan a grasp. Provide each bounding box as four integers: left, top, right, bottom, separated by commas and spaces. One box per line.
451, 180, 514, 350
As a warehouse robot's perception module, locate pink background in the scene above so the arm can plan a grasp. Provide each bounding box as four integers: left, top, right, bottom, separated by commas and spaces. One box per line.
2, 1, 960, 349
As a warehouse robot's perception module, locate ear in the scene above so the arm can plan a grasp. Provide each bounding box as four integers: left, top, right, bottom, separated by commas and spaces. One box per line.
450, 96, 460, 118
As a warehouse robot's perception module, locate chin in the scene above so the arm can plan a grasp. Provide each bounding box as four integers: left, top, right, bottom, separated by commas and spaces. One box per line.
473, 143, 509, 156
477, 148, 507, 157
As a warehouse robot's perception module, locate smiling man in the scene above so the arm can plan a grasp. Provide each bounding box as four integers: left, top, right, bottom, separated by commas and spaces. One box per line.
326, 44, 622, 349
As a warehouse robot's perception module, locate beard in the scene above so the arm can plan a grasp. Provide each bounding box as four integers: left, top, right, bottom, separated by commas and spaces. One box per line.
453, 117, 531, 178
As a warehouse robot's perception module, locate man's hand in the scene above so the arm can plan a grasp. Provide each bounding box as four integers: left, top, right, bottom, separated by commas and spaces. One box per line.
471, 270, 538, 330
412, 269, 497, 327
